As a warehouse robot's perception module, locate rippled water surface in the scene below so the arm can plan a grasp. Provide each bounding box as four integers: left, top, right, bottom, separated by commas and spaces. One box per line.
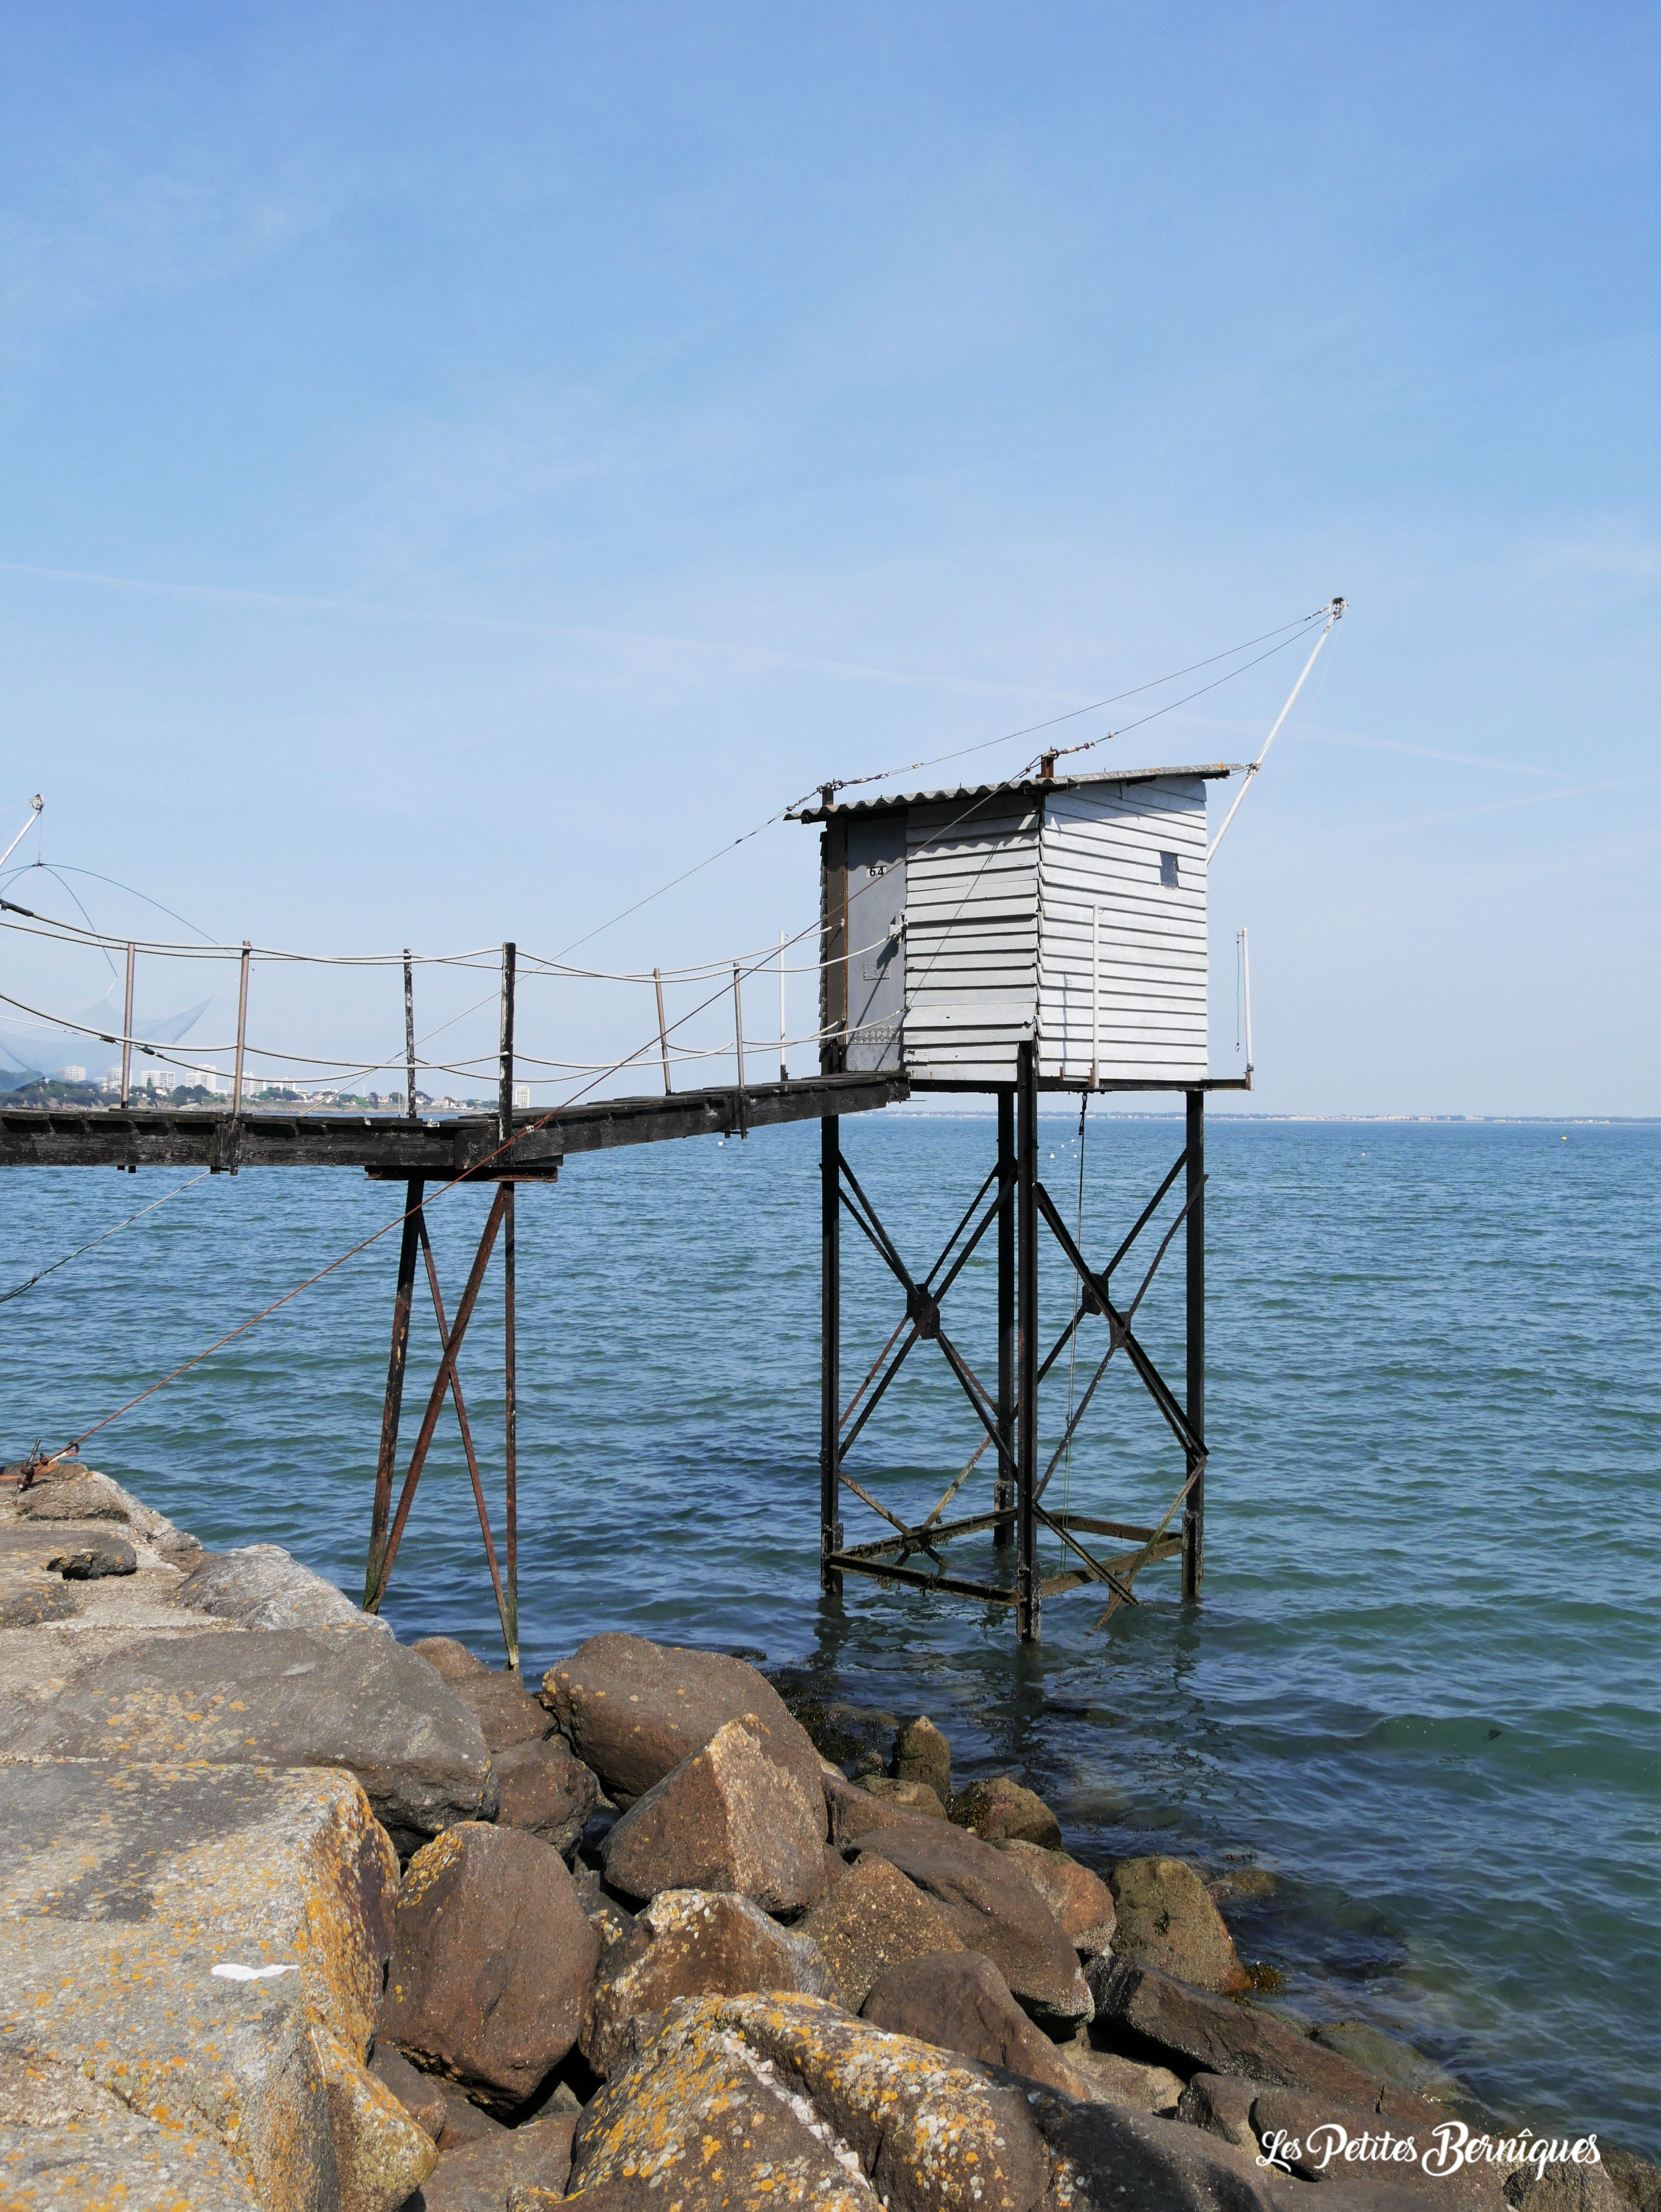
2, 1115, 1656, 2153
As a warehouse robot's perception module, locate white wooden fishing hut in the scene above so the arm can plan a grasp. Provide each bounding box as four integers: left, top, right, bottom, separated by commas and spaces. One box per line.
813, 763, 1224, 1086
798, 756, 1250, 1643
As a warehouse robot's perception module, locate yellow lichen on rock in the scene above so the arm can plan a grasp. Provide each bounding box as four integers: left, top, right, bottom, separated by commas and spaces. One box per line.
0, 1760, 408, 2212
568, 1992, 1067, 2212
568, 1998, 878, 2212
313, 2023, 438, 2212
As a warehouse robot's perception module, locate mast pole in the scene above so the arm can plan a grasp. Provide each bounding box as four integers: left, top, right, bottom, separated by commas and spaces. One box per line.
1207, 598, 1345, 861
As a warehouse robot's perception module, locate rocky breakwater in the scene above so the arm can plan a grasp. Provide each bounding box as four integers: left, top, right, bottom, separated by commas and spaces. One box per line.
2, 1461, 1655, 2212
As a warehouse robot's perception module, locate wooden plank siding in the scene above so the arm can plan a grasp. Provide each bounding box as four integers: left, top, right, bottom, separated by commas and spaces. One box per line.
1036, 776, 1209, 1083
901, 796, 1041, 1082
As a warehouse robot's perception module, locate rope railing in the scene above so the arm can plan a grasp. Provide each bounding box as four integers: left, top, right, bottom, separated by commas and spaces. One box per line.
0, 908, 903, 1106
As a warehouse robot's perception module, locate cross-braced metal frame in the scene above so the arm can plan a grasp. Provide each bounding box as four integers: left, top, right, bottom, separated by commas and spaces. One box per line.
362, 941, 546, 1669
362, 1170, 548, 1667
820, 1041, 1208, 1643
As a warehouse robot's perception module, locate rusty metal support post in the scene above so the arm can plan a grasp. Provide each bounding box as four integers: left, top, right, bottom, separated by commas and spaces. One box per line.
1015, 1040, 1040, 1643
367, 1184, 509, 1613
498, 938, 519, 1665
503, 1181, 519, 1668
366, 1177, 423, 1607
1182, 1088, 1206, 1600
820, 1113, 843, 1594
993, 1087, 1015, 1550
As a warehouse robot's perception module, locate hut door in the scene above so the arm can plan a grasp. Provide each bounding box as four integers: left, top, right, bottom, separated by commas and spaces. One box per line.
843, 816, 907, 1072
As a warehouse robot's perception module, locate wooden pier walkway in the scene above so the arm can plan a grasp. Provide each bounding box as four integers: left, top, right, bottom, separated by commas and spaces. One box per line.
0, 1070, 908, 1178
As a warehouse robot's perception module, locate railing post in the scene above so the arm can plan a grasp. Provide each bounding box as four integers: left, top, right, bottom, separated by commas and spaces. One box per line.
498, 942, 516, 1147
404, 950, 417, 1117
1183, 1088, 1206, 1600
1016, 1039, 1040, 1643
120, 943, 135, 1106
733, 961, 748, 1138
232, 942, 250, 1114
654, 968, 673, 1094
820, 1114, 843, 1594
779, 928, 788, 1083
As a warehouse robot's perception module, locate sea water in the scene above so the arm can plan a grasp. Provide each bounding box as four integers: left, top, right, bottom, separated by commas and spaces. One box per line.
2, 1116, 1656, 2154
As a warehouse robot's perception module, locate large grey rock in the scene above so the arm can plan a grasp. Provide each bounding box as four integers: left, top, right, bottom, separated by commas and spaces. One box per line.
779, 1687, 897, 1772
951, 1773, 1063, 1849
1088, 1958, 1448, 2127
50, 1535, 138, 1579
17, 1469, 132, 1522
541, 1632, 823, 1807
403, 2113, 576, 2211
317, 2020, 446, 2212
0, 1580, 79, 1626
1018, 2078, 1320, 2212
572, 1862, 637, 1960
370, 2038, 447, 2140
862, 1949, 1092, 2098
1177, 2067, 1260, 2151
492, 1735, 599, 1856
823, 1765, 947, 1848
798, 1851, 967, 2009
602, 1715, 829, 1912
412, 1642, 602, 1851
0, 2049, 262, 2207
582, 1887, 839, 2078
894, 1714, 951, 1802
1108, 1855, 1251, 1993
998, 1837, 1117, 1955
0, 1756, 433, 2212
378, 1822, 600, 2111
15, 1462, 202, 1563
568, 1997, 880, 2211
171, 1542, 376, 1633
569, 1991, 1059, 2212
411, 1634, 493, 1682
1606, 2149, 1661, 2212
1309, 2021, 1469, 2104
850, 1822, 1093, 2022
0, 1512, 197, 1632
1065, 2038, 1184, 2112
1507, 2162, 1631, 2212
0, 1620, 495, 1852
412, 1643, 551, 1752
427, 2079, 512, 2152
858, 1774, 948, 1818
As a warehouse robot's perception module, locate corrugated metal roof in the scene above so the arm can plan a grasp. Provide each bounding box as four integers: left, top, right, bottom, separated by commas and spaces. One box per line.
792, 762, 1243, 823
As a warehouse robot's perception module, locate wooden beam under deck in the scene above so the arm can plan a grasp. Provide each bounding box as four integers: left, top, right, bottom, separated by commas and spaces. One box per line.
0, 1071, 909, 1175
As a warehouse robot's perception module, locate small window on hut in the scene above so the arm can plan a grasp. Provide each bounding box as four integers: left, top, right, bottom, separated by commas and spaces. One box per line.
1159, 851, 1179, 889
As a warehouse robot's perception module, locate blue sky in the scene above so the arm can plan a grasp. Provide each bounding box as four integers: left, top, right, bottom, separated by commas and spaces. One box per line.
0, 3, 1654, 1113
